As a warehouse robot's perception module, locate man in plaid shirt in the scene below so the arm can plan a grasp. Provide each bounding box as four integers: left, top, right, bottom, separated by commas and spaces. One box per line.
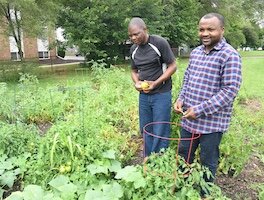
174, 13, 242, 184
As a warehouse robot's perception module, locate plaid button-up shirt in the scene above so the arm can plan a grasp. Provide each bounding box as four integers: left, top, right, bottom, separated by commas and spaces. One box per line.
179, 38, 242, 134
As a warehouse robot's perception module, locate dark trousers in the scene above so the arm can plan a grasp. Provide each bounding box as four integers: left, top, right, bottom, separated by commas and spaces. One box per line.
178, 128, 223, 182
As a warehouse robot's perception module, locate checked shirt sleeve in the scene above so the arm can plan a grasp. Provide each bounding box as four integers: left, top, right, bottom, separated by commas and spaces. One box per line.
193, 52, 242, 118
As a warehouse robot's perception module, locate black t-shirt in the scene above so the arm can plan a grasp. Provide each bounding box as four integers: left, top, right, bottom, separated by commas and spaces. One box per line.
130, 35, 175, 94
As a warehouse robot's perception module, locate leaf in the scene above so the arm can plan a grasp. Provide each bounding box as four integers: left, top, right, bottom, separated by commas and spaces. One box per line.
4, 191, 23, 200
13, 168, 21, 176
115, 166, 137, 179
133, 176, 146, 189
0, 154, 7, 163
115, 166, 146, 189
48, 175, 69, 189
58, 183, 77, 197
0, 159, 13, 170
109, 160, 121, 172
102, 150, 116, 159
84, 189, 106, 200
48, 175, 77, 196
87, 164, 108, 175
23, 185, 44, 200
43, 193, 55, 200
44, 193, 62, 200
102, 182, 123, 199
84, 182, 123, 200
0, 171, 16, 188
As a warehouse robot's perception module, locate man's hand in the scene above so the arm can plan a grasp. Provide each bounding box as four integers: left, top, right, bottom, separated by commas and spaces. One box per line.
141, 81, 156, 93
174, 99, 184, 114
182, 107, 197, 120
134, 81, 143, 91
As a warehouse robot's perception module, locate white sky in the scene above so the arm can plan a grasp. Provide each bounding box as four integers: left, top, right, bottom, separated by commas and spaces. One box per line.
56, 27, 65, 42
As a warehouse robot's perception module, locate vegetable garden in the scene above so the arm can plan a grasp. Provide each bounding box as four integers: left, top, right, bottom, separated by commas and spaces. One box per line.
0, 54, 264, 200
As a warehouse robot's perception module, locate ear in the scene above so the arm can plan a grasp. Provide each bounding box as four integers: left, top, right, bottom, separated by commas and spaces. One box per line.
222, 27, 225, 35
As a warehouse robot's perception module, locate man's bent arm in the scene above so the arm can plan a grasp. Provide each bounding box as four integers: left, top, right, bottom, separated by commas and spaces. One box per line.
153, 61, 177, 87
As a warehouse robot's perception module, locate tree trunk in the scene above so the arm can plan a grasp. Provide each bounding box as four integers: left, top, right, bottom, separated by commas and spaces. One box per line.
1, 3, 23, 61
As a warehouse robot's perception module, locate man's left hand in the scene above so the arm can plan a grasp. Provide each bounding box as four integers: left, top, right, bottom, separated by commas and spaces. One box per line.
182, 107, 197, 120
142, 81, 156, 93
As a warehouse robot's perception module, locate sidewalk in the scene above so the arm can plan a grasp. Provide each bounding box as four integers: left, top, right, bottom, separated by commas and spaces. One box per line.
39, 56, 85, 68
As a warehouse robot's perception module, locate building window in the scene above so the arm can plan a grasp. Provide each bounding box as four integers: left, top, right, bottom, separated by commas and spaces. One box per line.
10, 52, 21, 61
38, 51, 49, 59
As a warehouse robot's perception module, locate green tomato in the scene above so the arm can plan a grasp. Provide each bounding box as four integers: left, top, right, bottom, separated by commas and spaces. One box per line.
65, 166, 71, 172
59, 165, 66, 173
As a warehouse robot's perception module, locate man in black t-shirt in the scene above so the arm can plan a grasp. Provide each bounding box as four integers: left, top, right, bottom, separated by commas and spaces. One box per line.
128, 17, 177, 157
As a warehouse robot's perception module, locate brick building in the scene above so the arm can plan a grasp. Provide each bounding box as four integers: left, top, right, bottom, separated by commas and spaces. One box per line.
0, 7, 57, 62
0, 28, 57, 61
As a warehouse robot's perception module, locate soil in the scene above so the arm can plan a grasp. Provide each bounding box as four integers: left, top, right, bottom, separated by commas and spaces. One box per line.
216, 155, 264, 200
36, 121, 52, 136
239, 99, 262, 113
3, 179, 21, 198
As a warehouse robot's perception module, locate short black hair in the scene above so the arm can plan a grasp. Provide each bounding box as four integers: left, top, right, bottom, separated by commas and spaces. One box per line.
202, 13, 225, 27
128, 17, 147, 30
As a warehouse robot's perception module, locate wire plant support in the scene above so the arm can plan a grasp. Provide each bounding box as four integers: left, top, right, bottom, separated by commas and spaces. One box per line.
143, 121, 201, 180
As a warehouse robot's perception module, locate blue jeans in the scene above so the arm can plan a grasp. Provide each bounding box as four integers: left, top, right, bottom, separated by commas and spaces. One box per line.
139, 91, 172, 157
178, 128, 223, 182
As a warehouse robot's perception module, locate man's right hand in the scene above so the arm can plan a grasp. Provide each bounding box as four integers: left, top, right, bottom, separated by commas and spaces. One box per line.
134, 81, 143, 91
174, 99, 184, 114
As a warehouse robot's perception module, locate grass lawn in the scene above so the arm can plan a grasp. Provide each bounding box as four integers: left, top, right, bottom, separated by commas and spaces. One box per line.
238, 50, 264, 57
240, 57, 264, 99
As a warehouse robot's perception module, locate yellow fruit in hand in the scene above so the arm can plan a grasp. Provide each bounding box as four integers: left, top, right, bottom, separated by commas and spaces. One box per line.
141, 82, 149, 90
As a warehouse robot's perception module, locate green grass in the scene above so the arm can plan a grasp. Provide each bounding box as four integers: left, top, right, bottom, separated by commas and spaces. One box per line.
238, 50, 264, 57
240, 57, 264, 98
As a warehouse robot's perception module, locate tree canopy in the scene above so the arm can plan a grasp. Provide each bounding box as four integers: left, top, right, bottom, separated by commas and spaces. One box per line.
1, 0, 263, 62
58, 0, 263, 61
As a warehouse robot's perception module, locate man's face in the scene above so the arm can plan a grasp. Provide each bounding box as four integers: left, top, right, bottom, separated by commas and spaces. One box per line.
198, 17, 224, 50
128, 25, 147, 45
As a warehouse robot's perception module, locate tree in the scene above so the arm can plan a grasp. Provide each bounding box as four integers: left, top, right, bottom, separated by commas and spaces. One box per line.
58, 0, 201, 62
58, 0, 131, 62
242, 0, 264, 24
198, 0, 264, 48
161, 0, 201, 47
258, 28, 264, 49
243, 26, 260, 48
0, 0, 60, 60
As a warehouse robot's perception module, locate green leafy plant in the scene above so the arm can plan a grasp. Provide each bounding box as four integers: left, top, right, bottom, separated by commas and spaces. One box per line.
0, 154, 23, 198
130, 148, 230, 200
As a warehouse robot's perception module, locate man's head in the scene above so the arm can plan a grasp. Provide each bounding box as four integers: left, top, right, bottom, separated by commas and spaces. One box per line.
199, 13, 225, 51
128, 17, 148, 45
